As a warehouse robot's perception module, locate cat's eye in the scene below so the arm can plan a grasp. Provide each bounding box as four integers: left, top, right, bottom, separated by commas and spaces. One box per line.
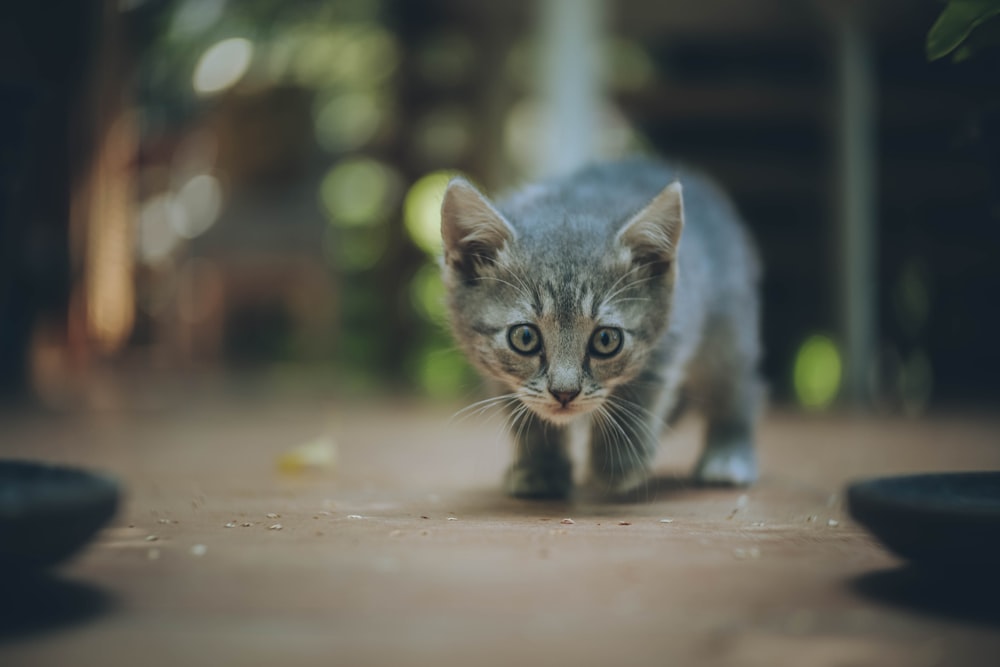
507, 324, 542, 355
589, 327, 623, 358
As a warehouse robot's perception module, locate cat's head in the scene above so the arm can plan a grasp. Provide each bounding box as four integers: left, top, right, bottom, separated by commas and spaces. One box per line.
439, 177, 684, 425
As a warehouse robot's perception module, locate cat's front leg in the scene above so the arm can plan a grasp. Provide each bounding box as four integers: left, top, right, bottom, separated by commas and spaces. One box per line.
505, 411, 573, 499
587, 381, 671, 497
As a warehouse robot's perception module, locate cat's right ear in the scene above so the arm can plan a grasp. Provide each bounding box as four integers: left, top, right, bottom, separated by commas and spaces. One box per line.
440, 177, 516, 279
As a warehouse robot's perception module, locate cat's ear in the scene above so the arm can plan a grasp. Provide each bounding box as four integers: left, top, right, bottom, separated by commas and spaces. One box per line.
440, 177, 516, 278
616, 180, 684, 275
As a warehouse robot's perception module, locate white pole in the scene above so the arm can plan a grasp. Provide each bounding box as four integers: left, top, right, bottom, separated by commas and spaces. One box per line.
538, 0, 605, 178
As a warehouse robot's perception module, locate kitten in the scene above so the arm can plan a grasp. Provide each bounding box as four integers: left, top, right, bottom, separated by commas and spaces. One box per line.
440, 158, 763, 499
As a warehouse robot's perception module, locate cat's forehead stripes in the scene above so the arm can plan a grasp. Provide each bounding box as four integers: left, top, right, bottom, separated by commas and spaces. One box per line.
527, 278, 604, 322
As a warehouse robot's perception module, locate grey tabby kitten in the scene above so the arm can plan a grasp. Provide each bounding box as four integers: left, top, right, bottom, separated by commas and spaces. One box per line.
440, 158, 762, 498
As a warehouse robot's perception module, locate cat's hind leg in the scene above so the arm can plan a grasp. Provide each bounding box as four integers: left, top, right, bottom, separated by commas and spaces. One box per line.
694, 400, 760, 485
505, 412, 573, 499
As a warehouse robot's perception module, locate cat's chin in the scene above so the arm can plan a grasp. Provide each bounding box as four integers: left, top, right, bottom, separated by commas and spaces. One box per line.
529, 404, 594, 427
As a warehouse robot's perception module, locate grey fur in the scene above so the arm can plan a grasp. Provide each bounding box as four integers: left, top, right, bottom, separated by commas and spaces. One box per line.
441, 157, 763, 499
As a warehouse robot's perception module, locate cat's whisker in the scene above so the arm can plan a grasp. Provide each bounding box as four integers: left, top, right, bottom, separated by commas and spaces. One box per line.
497, 402, 526, 449
508, 402, 537, 462
451, 392, 518, 418
602, 400, 653, 499
481, 399, 527, 434
505, 267, 537, 307
599, 263, 651, 304
596, 405, 626, 488
599, 267, 660, 309
612, 403, 659, 440
449, 393, 521, 425
471, 275, 532, 302
600, 403, 633, 484
616, 407, 645, 477
606, 394, 661, 435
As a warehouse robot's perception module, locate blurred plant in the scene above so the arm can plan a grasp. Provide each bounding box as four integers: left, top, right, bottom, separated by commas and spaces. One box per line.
928, 0, 1000, 62
134, 0, 482, 396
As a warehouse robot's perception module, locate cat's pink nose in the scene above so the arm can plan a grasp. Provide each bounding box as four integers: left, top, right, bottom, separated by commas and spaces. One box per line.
549, 389, 580, 407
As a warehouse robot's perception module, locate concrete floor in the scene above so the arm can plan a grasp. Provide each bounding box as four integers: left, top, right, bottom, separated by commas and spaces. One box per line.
1, 391, 999, 667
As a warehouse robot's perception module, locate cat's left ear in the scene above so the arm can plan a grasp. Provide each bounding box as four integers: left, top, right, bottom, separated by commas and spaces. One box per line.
440, 177, 517, 278
616, 180, 684, 275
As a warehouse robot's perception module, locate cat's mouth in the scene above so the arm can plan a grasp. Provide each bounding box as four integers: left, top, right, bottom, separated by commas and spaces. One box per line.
522, 397, 598, 425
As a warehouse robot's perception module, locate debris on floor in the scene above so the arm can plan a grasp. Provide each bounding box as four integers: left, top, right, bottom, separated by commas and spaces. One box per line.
277, 435, 338, 474
733, 547, 762, 560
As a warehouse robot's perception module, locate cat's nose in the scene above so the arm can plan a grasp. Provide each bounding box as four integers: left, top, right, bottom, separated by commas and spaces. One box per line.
549, 388, 580, 407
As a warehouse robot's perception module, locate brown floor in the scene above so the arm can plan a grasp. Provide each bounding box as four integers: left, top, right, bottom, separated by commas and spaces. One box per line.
2, 391, 999, 667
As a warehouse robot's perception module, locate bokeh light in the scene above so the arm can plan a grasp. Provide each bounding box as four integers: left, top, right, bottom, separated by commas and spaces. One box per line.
793, 335, 842, 409
291, 25, 399, 89
314, 92, 383, 153
503, 98, 544, 177
412, 107, 472, 164
503, 39, 536, 90
893, 259, 930, 336
898, 349, 933, 415
170, 0, 226, 38
137, 194, 184, 265
324, 225, 388, 273
319, 157, 399, 228
415, 346, 471, 398
409, 262, 447, 324
193, 37, 253, 96
173, 174, 222, 239
416, 31, 476, 86
596, 103, 640, 159
403, 171, 453, 256
607, 38, 655, 92
332, 25, 399, 85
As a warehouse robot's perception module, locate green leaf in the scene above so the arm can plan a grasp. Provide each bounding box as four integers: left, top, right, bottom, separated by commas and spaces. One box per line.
951, 14, 1000, 61
952, 45, 974, 62
927, 0, 1000, 61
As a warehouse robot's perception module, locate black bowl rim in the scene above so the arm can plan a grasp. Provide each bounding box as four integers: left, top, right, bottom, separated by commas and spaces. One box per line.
0, 459, 121, 570
846, 471, 1000, 567
0, 459, 120, 516
847, 471, 1000, 522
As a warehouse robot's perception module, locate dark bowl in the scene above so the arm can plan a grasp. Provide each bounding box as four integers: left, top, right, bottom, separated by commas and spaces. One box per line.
847, 471, 1000, 568
0, 460, 120, 571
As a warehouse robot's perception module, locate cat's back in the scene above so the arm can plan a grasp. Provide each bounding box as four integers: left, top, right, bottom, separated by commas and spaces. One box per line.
499, 158, 759, 287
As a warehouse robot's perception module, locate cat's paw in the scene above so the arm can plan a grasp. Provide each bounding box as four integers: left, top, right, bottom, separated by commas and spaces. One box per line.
505, 465, 572, 500
692, 446, 757, 486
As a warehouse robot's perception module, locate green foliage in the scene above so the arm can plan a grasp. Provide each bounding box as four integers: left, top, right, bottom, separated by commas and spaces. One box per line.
927, 0, 1000, 61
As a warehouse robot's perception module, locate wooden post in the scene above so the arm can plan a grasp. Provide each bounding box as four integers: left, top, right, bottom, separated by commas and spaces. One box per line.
836, 12, 878, 406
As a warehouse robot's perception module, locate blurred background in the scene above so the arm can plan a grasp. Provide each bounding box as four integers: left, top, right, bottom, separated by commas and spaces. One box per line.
2, 0, 999, 415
